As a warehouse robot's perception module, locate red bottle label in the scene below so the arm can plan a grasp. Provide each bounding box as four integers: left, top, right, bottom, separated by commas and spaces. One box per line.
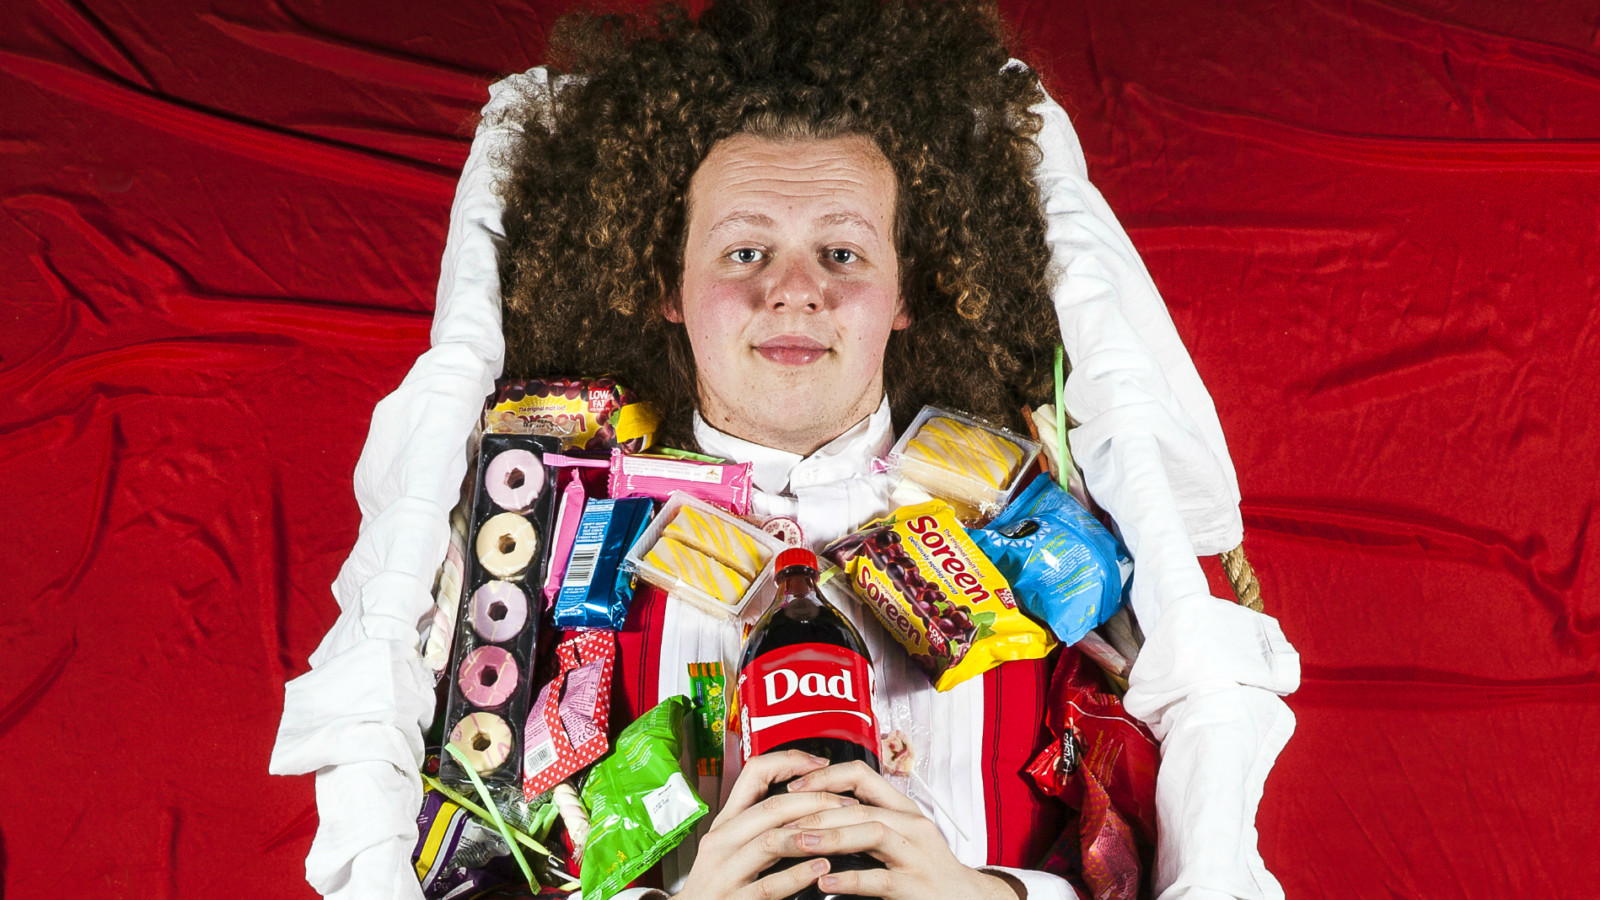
738, 642, 878, 761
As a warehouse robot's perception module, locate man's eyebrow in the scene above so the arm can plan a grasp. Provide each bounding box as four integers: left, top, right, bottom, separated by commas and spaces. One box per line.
707, 211, 777, 237
705, 209, 881, 239
817, 211, 879, 237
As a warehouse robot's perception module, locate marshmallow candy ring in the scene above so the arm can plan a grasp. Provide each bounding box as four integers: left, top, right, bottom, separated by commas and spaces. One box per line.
469, 580, 529, 643
476, 512, 539, 578
459, 645, 519, 708
485, 449, 545, 512
448, 712, 514, 775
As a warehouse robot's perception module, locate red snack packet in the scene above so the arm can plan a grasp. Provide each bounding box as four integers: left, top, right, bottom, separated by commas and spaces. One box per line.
1036, 767, 1141, 900
1027, 647, 1158, 897
1026, 648, 1158, 841
521, 632, 616, 799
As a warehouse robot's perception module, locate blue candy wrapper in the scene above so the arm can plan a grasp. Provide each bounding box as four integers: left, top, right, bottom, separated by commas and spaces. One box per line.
555, 498, 654, 630
971, 476, 1130, 646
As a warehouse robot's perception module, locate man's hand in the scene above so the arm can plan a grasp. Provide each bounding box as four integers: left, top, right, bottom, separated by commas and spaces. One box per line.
669, 750, 857, 900
782, 760, 1022, 900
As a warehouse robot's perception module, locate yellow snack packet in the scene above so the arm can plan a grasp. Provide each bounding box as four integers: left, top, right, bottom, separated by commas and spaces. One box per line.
822, 501, 1056, 690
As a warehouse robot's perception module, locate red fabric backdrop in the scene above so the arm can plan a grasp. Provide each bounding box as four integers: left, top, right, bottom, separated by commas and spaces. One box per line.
2, 0, 1596, 896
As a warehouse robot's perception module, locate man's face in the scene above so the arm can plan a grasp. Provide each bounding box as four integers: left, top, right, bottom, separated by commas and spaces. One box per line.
672, 133, 908, 455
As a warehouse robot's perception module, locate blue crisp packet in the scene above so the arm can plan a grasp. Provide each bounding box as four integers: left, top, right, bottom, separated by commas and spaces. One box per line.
554, 498, 653, 630
971, 476, 1129, 646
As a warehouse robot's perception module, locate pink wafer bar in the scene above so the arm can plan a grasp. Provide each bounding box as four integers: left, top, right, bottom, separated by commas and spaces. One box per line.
608, 450, 752, 515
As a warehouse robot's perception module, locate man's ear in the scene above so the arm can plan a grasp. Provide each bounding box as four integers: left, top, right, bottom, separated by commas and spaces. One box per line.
664, 292, 684, 324
891, 296, 912, 330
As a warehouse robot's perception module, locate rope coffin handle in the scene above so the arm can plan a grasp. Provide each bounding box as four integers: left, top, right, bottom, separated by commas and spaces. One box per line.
1219, 543, 1263, 613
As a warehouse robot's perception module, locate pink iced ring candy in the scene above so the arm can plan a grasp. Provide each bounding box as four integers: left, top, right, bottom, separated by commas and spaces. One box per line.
458, 645, 518, 708
485, 449, 545, 512
470, 580, 528, 643
448, 711, 513, 775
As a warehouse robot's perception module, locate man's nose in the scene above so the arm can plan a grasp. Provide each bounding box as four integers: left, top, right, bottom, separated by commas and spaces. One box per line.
766, 256, 824, 312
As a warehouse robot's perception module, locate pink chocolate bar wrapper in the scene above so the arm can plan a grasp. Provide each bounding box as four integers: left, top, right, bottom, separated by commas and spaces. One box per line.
608, 450, 752, 515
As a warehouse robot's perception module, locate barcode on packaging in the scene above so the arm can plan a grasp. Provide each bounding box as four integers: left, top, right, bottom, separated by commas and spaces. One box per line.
563, 545, 599, 587
559, 500, 615, 597
523, 738, 557, 774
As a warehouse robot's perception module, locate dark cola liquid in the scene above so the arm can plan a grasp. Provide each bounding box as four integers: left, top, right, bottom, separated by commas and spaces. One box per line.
740, 560, 883, 900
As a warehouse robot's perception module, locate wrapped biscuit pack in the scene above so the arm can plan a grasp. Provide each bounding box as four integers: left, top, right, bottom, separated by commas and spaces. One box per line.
824, 500, 1056, 690
885, 406, 1041, 522
552, 497, 652, 630
608, 449, 753, 515
437, 433, 561, 789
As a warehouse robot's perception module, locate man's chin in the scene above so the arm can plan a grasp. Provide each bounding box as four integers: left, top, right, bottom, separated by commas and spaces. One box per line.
702, 369, 882, 452
717, 395, 875, 455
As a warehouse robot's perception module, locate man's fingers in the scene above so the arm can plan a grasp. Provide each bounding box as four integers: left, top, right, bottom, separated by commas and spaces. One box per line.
708, 790, 860, 858
786, 760, 921, 814
716, 750, 832, 824
692, 824, 815, 892
783, 803, 933, 842
816, 865, 899, 900
739, 858, 829, 900
792, 820, 916, 869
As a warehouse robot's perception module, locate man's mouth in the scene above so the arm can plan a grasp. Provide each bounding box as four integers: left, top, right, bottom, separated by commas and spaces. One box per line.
753, 336, 830, 366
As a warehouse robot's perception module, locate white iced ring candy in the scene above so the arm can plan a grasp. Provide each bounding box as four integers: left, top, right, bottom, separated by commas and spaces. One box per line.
485, 449, 545, 512
449, 711, 514, 774
476, 512, 538, 579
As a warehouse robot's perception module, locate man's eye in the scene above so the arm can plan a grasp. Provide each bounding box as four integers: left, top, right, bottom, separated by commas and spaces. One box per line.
828, 248, 858, 264
731, 248, 764, 264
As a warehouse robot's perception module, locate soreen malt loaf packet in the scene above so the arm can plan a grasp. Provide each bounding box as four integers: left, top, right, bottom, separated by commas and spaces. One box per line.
823, 501, 1055, 690
485, 376, 659, 453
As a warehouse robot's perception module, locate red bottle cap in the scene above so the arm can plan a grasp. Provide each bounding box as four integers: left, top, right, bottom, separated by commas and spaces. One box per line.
775, 547, 819, 573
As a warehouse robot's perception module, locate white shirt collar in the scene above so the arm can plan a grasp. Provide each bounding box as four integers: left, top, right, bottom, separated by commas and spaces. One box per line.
693, 397, 895, 496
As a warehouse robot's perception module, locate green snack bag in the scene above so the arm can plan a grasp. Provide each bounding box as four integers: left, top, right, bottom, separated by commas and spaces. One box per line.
579, 695, 708, 900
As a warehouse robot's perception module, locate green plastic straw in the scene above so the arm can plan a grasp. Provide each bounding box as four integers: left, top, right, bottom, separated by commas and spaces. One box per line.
420, 773, 555, 857
441, 744, 537, 889
1054, 345, 1068, 490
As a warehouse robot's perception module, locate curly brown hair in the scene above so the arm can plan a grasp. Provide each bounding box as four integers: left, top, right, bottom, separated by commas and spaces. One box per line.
496, 0, 1058, 450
